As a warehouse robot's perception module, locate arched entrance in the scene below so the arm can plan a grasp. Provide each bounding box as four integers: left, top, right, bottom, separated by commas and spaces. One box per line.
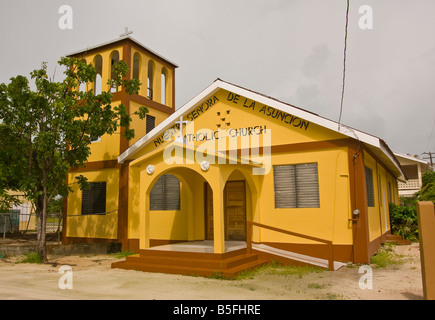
224, 180, 246, 241
204, 170, 251, 241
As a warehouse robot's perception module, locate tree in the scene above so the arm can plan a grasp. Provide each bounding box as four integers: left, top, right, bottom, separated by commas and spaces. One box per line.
0, 57, 147, 262
417, 170, 435, 203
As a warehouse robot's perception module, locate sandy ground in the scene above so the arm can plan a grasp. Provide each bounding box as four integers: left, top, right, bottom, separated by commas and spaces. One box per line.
0, 243, 423, 300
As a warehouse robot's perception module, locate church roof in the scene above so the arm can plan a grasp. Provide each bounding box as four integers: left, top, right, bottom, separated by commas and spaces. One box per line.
118, 78, 406, 181
66, 36, 178, 68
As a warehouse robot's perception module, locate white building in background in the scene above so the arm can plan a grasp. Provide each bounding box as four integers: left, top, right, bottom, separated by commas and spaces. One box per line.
394, 152, 433, 198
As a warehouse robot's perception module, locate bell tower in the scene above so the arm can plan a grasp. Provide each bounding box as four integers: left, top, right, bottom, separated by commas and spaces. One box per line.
64, 32, 178, 250
67, 30, 178, 156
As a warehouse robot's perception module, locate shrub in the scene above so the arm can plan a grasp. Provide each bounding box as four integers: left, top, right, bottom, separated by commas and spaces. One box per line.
18, 252, 44, 264
417, 171, 435, 203
389, 202, 419, 241
370, 244, 404, 268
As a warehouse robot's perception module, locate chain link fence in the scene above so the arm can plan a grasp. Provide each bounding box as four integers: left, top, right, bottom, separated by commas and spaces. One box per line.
1, 196, 120, 245
1, 197, 63, 244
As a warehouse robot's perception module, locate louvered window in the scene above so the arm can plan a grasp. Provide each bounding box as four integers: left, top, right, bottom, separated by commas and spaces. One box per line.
82, 182, 106, 215
273, 163, 320, 208
146, 115, 156, 134
150, 174, 180, 210
365, 166, 375, 207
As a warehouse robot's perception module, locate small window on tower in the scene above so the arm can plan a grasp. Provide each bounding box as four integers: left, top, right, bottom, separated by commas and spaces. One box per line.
78, 59, 87, 93
94, 55, 103, 95
147, 60, 155, 100
133, 52, 140, 81
161, 67, 168, 106
110, 50, 120, 93
146, 115, 156, 134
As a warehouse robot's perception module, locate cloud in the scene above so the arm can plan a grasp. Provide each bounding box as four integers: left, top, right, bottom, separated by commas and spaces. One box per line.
302, 43, 331, 78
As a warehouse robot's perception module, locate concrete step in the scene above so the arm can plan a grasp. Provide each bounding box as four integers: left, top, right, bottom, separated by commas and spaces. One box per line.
112, 249, 267, 278
385, 234, 412, 245
123, 252, 259, 270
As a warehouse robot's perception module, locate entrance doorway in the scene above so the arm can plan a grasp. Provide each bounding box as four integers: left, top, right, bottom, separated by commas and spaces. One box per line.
204, 180, 247, 241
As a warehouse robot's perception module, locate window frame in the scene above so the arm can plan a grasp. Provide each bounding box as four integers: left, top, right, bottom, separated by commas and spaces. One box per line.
81, 181, 107, 215
149, 174, 181, 211
146, 114, 156, 134
365, 166, 375, 207
273, 162, 320, 209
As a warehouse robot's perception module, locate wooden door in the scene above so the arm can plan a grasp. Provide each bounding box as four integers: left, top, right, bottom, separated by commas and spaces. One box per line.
224, 181, 246, 241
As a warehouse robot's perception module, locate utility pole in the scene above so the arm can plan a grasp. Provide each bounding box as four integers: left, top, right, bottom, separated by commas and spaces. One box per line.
422, 152, 435, 168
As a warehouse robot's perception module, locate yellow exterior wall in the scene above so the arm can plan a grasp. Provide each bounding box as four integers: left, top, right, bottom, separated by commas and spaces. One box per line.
76, 44, 176, 159
127, 145, 353, 249
77, 46, 124, 162
128, 100, 172, 147
363, 151, 395, 242
258, 148, 352, 245
66, 169, 119, 239
87, 124, 121, 162
126, 87, 355, 247
128, 152, 208, 242
134, 88, 346, 160
377, 163, 390, 235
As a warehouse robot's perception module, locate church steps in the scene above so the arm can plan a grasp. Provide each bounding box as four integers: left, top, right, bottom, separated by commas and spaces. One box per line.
138, 247, 246, 259
385, 234, 411, 245
111, 249, 268, 278
123, 252, 259, 270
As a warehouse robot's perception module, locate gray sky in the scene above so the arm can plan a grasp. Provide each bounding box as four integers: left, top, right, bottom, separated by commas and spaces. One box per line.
1, 0, 434, 158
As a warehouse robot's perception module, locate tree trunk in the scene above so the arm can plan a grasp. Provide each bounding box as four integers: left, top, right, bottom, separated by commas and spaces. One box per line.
36, 194, 47, 263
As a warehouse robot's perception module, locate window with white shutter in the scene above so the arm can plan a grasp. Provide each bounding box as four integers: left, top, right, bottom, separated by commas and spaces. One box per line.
273, 163, 320, 208
81, 182, 106, 215
150, 174, 181, 210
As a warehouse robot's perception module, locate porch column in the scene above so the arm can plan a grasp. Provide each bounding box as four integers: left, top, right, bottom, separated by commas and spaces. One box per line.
212, 181, 225, 254
139, 169, 150, 249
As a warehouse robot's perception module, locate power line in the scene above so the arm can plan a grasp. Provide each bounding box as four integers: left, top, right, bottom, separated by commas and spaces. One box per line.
338, 0, 350, 131
422, 152, 434, 168
426, 119, 435, 151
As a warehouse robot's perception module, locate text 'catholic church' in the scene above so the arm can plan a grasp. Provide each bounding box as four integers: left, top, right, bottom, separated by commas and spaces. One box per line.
63, 36, 406, 277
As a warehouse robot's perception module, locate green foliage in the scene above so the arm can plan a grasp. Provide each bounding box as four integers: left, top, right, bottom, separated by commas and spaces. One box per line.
417, 171, 435, 203
389, 202, 419, 241
235, 262, 323, 280
48, 196, 63, 215
18, 252, 44, 264
388, 170, 434, 241
114, 250, 136, 259
0, 57, 148, 260
370, 244, 404, 268
0, 57, 148, 210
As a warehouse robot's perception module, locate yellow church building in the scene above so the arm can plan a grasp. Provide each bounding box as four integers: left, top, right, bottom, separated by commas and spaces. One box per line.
63, 36, 405, 277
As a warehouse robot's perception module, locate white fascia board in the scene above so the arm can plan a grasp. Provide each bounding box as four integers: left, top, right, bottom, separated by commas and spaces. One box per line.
119, 79, 394, 174
66, 36, 178, 68
394, 152, 430, 165
217, 80, 381, 147
380, 141, 406, 179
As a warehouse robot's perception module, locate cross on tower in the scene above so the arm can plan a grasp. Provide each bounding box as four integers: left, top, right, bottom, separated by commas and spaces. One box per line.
119, 27, 133, 38
175, 116, 188, 143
